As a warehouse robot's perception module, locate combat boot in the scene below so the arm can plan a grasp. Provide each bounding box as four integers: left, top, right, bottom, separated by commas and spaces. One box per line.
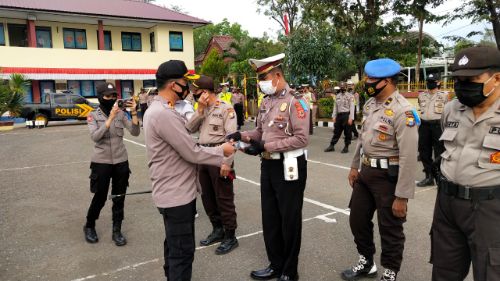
215, 230, 239, 255
341, 146, 349, 153
341, 255, 377, 280
200, 226, 224, 246
84, 225, 98, 243
380, 269, 397, 281
417, 173, 434, 187
324, 145, 335, 152
112, 222, 127, 246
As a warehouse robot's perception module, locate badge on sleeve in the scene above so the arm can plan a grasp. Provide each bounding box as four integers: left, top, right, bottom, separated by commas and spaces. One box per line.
227, 108, 235, 119
280, 102, 287, 112
87, 114, 93, 123
406, 117, 415, 127
491, 152, 500, 164
298, 99, 309, 112
294, 102, 306, 119
378, 133, 387, 141
384, 109, 394, 117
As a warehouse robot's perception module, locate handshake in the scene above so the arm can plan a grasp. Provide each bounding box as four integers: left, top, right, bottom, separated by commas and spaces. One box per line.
223, 132, 265, 156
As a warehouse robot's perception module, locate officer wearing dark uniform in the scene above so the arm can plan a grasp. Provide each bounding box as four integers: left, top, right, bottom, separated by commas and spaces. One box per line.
84, 82, 140, 246
186, 75, 239, 255
345, 59, 418, 281
417, 74, 449, 186
430, 46, 500, 281
325, 82, 354, 153
228, 53, 309, 281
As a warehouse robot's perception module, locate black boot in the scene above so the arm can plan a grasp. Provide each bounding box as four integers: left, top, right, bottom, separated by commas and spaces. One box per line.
341, 146, 349, 153
324, 145, 335, 152
83, 225, 98, 243
112, 222, 127, 246
200, 226, 224, 246
417, 173, 434, 187
215, 230, 239, 255
341, 255, 377, 280
380, 269, 398, 281
250, 265, 281, 280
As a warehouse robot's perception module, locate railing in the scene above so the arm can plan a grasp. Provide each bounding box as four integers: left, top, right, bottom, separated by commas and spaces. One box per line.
397, 80, 454, 92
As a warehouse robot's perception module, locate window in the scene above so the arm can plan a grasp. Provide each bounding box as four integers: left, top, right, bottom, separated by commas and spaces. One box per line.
53, 95, 68, 105
150, 32, 155, 52
169, 31, 183, 52
143, 80, 156, 88
68, 80, 104, 97
36, 27, 52, 48
96, 30, 112, 50
63, 28, 87, 49
121, 32, 141, 51
0, 23, 5, 46
8, 24, 28, 47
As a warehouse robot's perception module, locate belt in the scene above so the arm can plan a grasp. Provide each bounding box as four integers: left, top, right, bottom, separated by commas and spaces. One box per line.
421, 119, 440, 125
261, 148, 304, 160
338, 112, 349, 115
439, 177, 500, 201
200, 142, 224, 147
362, 155, 399, 169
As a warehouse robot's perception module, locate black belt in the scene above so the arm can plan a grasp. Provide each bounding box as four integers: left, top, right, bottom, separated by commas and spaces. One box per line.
439, 176, 500, 201
421, 119, 440, 125
200, 142, 224, 147
337, 112, 349, 115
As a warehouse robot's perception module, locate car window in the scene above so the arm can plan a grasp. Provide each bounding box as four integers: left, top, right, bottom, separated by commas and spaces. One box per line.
70, 95, 85, 104
53, 95, 68, 105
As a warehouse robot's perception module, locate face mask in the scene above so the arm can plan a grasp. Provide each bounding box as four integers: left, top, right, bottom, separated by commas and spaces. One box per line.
348, 87, 353, 92
259, 79, 277, 95
98, 97, 116, 116
454, 76, 496, 107
427, 81, 438, 90
364, 79, 387, 97
174, 82, 189, 100
193, 91, 202, 102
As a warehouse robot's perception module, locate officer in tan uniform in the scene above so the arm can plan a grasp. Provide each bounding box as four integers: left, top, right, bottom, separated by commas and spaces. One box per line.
231, 87, 245, 130
227, 53, 309, 281
417, 73, 449, 187
344, 59, 418, 281
185, 75, 239, 255
430, 46, 500, 281
325, 82, 355, 153
84, 82, 140, 246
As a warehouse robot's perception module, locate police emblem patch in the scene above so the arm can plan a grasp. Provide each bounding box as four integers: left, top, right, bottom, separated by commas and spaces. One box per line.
406, 117, 415, 127
458, 55, 469, 66
87, 114, 93, 122
280, 103, 287, 112
294, 102, 306, 119
378, 133, 387, 141
491, 152, 500, 164
384, 109, 394, 117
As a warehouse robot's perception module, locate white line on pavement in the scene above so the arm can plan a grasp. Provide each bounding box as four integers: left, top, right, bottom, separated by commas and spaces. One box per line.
307, 159, 351, 171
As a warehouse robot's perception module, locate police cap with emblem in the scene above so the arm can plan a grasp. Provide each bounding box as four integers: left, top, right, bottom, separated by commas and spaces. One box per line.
364, 58, 401, 78
249, 53, 285, 79
192, 75, 215, 91
451, 46, 500, 77
96, 82, 118, 97
426, 73, 440, 82
156, 60, 199, 85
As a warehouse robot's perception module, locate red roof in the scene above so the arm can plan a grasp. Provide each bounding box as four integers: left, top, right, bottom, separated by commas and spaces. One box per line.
212, 35, 237, 53
0, 0, 208, 25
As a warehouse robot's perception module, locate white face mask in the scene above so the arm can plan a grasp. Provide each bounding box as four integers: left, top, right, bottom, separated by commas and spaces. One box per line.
259, 79, 277, 95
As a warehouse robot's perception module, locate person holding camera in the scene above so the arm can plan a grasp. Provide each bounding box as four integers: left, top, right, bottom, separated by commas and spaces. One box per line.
84, 82, 140, 246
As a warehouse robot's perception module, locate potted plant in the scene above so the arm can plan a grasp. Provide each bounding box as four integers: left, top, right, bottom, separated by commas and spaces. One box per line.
0, 74, 30, 131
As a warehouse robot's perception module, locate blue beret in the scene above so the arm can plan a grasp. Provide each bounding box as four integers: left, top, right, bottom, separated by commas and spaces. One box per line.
364, 58, 401, 78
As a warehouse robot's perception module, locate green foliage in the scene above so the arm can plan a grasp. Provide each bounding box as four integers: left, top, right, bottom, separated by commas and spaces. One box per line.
256, 0, 303, 34
194, 19, 250, 57
0, 74, 29, 117
200, 49, 228, 85
317, 97, 334, 118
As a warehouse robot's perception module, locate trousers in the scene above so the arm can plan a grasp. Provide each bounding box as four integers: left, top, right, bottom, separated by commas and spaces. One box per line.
418, 120, 443, 174
330, 112, 352, 146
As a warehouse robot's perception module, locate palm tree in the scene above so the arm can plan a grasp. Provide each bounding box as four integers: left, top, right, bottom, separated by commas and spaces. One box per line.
0, 74, 30, 117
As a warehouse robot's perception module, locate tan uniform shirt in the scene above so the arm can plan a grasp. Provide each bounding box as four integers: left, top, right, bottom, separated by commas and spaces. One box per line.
351, 91, 418, 199
242, 86, 309, 152
440, 98, 500, 187
418, 91, 449, 121
332, 91, 355, 120
144, 96, 225, 208
231, 92, 244, 105
185, 99, 237, 165
87, 108, 140, 164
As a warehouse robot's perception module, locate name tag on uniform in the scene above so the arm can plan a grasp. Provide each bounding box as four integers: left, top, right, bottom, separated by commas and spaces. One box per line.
446, 121, 459, 128
489, 127, 500, 135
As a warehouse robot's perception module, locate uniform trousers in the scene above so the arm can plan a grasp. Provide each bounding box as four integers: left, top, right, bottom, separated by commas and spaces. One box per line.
198, 164, 237, 231
261, 155, 307, 278
431, 189, 500, 281
330, 112, 352, 146
234, 103, 245, 127
159, 199, 196, 281
86, 161, 130, 226
349, 165, 406, 271
418, 120, 443, 174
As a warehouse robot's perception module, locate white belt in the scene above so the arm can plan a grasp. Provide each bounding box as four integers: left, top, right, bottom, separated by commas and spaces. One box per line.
262, 148, 305, 160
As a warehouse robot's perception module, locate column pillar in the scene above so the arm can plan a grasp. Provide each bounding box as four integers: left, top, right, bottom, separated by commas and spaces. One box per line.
115, 80, 122, 99
98, 20, 105, 50
27, 19, 36, 47
32, 81, 41, 103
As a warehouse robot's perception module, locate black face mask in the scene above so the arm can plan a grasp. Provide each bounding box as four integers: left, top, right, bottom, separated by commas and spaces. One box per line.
454, 77, 495, 107
174, 82, 189, 100
364, 79, 387, 97
427, 81, 438, 90
193, 92, 202, 102
98, 97, 116, 116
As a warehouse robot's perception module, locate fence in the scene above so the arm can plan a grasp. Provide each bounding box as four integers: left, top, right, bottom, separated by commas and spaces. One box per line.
397, 80, 454, 92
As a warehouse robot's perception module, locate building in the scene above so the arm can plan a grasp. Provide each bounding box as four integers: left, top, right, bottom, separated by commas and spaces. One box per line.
195, 35, 237, 67
0, 0, 208, 103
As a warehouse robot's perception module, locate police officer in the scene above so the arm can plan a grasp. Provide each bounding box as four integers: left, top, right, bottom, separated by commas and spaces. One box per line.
218, 83, 233, 105
416, 73, 449, 187
231, 87, 245, 130
430, 46, 500, 281
186, 75, 239, 255
325, 82, 354, 153
345, 59, 418, 281
84, 82, 140, 246
228, 53, 309, 281
347, 80, 360, 139
143, 60, 235, 281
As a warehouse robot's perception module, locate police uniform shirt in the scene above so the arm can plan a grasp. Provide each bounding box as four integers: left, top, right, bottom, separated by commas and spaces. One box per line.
144, 96, 225, 208
175, 100, 195, 121
440, 98, 500, 187
351, 91, 418, 199
185, 99, 237, 165
87, 108, 140, 164
231, 92, 245, 105
241, 86, 309, 152
332, 91, 355, 120
418, 91, 449, 121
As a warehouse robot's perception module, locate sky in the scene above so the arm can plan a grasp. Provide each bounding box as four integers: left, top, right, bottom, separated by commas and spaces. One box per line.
155, 0, 493, 46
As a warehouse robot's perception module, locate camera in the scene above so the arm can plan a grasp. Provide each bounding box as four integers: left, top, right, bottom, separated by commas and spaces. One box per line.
117, 98, 132, 110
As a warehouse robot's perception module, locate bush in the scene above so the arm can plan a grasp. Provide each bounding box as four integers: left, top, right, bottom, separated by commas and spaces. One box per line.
318, 97, 334, 118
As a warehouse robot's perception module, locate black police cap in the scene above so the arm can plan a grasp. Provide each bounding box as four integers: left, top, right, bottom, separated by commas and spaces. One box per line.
451, 46, 500, 77
426, 73, 440, 82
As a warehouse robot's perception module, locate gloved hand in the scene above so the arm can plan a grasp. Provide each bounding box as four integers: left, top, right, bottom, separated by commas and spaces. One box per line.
226, 132, 241, 142
244, 140, 265, 156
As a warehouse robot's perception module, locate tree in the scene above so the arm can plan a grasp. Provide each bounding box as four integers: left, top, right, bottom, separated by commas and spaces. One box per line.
200, 49, 228, 85
193, 19, 250, 57
0, 74, 29, 117
445, 0, 500, 50
256, 0, 304, 34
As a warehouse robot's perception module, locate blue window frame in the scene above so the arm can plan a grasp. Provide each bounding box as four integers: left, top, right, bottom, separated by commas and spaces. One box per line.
121, 32, 141, 51
67, 80, 105, 97
169, 31, 183, 52
36, 27, 52, 48
24, 83, 33, 103
63, 28, 87, 49
0, 23, 5, 46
